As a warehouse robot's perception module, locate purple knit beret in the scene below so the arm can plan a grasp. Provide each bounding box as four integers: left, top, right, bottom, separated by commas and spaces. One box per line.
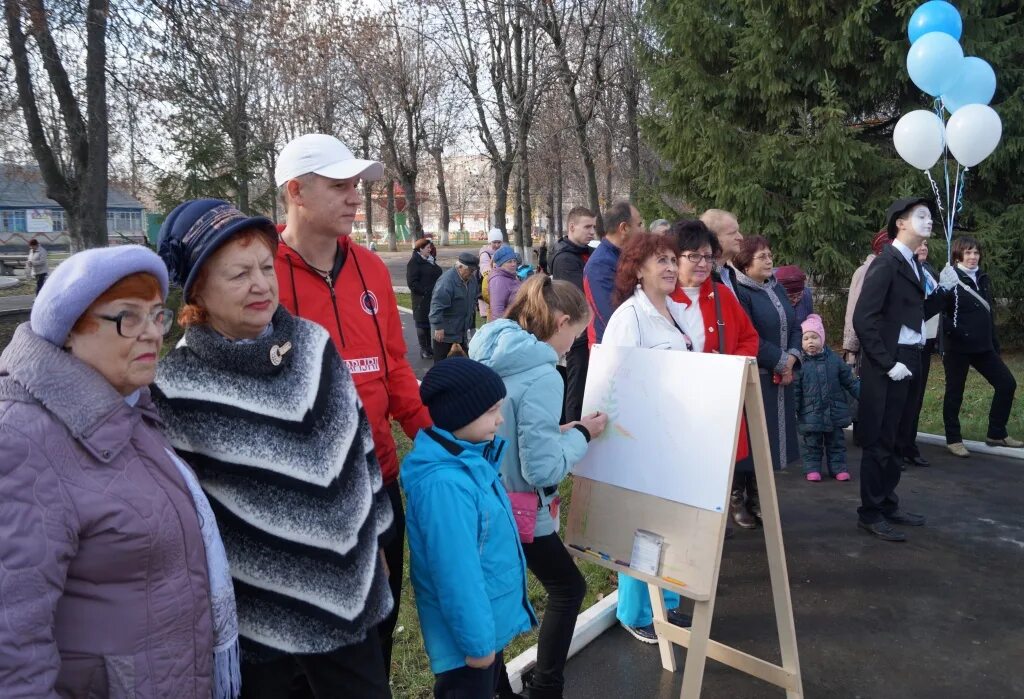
30, 245, 169, 346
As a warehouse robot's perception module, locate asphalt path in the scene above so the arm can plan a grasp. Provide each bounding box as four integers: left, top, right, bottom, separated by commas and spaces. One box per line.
560, 442, 1024, 698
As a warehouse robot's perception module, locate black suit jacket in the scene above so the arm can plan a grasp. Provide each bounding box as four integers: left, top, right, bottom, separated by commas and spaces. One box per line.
852, 244, 947, 444
852, 244, 946, 373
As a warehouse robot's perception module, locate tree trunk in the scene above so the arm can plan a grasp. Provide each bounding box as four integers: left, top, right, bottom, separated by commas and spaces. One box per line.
398, 173, 423, 239
4, 0, 110, 249
555, 144, 563, 238
604, 130, 613, 207
493, 161, 512, 241
231, 106, 250, 214
386, 180, 398, 252
624, 74, 641, 199
361, 132, 374, 245
432, 148, 451, 246
546, 182, 555, 247
363, 181, 374, 247
517, 134, 533, 257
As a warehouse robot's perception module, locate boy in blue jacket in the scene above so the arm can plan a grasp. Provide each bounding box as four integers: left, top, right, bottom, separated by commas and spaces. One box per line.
402, 357, 537, 698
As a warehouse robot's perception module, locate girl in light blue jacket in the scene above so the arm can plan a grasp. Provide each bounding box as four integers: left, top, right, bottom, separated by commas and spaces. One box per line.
470, 275, 607, 699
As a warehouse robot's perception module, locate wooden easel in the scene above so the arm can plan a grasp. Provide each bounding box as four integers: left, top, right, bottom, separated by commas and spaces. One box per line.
566, 358, 803, 698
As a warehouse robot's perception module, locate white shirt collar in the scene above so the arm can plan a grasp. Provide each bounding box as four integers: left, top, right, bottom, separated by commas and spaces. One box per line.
891, 238, 915, 265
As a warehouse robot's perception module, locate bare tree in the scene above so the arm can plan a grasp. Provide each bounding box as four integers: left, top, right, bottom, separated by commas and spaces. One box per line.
340, 4, 439, 239
433, 0, 547, 243
534, 0, 611, 231
4, 0, 110, 249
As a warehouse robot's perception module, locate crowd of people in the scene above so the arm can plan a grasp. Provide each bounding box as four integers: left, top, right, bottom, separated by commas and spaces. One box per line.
0, 132, 1020, 699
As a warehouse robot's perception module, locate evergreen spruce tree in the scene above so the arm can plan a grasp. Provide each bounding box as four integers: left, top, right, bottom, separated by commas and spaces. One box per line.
644, 0, 1023, 342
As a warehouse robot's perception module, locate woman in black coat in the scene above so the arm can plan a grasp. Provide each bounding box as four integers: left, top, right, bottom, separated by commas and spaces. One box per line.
942, 236, 1021, 456
729, 235, 802, 527
407, 238, 443, 359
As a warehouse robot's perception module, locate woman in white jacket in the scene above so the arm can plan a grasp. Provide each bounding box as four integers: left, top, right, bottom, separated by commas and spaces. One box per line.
602, 231, 693, 351
600, 231, 695, 643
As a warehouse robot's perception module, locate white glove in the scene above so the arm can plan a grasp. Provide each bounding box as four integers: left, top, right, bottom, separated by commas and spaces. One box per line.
888, 362, 913, 381
939, 265, 958, 291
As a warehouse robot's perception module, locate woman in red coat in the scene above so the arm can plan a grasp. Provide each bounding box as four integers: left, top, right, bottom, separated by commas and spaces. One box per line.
667, 221, 760, 526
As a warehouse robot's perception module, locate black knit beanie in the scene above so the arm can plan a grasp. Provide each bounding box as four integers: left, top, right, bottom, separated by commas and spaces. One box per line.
420, 357, 507, 433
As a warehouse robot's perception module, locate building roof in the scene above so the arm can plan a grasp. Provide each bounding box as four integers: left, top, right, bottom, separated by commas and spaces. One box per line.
0, 165, 144, 209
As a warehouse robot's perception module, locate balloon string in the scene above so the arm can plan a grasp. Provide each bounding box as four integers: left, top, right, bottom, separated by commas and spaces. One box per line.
925, 169, 947, 236
947, 162, 962, 261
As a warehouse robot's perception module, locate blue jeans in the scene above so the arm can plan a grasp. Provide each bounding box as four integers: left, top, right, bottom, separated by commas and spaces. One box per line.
616, 573, 679, 627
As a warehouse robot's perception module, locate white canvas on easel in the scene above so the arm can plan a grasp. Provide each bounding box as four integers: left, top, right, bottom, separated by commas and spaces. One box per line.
574, 345, 748, 512
565, 347, 803, 698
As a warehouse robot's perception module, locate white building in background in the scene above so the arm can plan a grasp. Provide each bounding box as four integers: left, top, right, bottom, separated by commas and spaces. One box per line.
0, 165, 147, 249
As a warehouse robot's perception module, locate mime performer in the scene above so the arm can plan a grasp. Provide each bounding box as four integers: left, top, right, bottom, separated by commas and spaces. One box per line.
852, 197, 956, 542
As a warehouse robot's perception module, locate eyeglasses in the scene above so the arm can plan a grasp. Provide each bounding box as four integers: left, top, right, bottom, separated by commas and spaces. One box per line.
753, 252, 774, 262
681, 253, 715, 264
95, 308, 175, 338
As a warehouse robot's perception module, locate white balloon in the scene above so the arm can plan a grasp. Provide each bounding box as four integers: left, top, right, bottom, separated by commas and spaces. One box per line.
893, 110, 946, 170
945, 104, 1002, 167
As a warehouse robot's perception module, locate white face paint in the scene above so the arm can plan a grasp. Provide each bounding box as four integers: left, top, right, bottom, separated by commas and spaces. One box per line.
909, 205, 933, 238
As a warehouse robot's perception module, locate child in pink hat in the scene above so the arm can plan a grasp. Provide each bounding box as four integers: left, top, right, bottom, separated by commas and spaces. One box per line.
793, 314, 861, 482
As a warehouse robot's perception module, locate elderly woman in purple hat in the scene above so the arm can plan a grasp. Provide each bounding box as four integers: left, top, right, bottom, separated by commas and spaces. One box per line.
153, 199, 394, 698
0, 245, 225, 698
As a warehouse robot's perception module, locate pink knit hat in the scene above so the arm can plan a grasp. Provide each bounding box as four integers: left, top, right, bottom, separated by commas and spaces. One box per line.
801, 313, 826, 345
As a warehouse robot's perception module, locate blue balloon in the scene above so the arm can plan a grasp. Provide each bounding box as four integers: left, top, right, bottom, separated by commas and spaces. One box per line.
907, 32, 964, 97
909, 1, 963, 44
941, 57, 997, 113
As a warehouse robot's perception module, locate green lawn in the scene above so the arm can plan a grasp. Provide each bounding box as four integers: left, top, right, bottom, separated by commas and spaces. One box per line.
388, 423, 617, 698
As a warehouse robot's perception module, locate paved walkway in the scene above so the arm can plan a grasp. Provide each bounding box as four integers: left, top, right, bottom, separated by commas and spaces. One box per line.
560, 442, 1024, 698
0, 295, 33, 316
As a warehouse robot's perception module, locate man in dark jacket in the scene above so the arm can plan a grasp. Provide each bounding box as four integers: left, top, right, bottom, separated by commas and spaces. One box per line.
429, 253, 480, 361
852, 197, 956, 542
550, 206, 596, 421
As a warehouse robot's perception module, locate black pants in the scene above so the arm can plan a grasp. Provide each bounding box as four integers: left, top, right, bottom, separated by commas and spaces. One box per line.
434, 651, 505, 699
432, 339, 466, 362
520, 532, 587, 697
563, 340, 589, 423
34, 273, 47, 294
416, 326, 432, 352
242, 627, 391, 699
378, 480, 406, 676
858, 346, 920, 524
943, 349, 1018, 442
799, 428, 848, 476
898, 339, 935, 458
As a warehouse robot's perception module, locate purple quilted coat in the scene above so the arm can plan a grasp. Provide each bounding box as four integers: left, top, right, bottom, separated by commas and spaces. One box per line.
0, 324, 213, 698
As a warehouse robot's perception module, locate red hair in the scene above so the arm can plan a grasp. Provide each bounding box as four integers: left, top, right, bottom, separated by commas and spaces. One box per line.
71, 273, 164, 334
613, 232, 679, 306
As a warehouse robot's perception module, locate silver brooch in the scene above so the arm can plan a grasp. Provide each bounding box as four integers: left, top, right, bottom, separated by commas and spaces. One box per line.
270, 341, 293, 366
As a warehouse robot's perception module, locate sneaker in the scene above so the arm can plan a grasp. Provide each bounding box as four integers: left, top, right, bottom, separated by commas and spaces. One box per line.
834, 472, 851, 482
947, 442, 970, 458
419, 348, 433, 359
986, 436, 1024, 448
621, 622, 658, 644
667, 608, 692, 628
805, 472, 822, 482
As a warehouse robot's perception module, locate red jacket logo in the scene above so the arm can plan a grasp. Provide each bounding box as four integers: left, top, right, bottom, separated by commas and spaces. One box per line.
346, 357, 381, 374
360, 290, 379, 315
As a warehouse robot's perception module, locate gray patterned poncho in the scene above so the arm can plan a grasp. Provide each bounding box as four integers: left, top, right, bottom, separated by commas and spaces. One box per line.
152, 306, 394, 658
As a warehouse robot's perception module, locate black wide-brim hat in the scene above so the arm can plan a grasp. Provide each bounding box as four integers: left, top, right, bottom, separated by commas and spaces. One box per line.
885, 197, 938, 239
158, 198, 278, 302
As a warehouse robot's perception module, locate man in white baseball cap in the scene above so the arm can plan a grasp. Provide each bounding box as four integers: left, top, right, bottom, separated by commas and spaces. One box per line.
273, 134, 433, 686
